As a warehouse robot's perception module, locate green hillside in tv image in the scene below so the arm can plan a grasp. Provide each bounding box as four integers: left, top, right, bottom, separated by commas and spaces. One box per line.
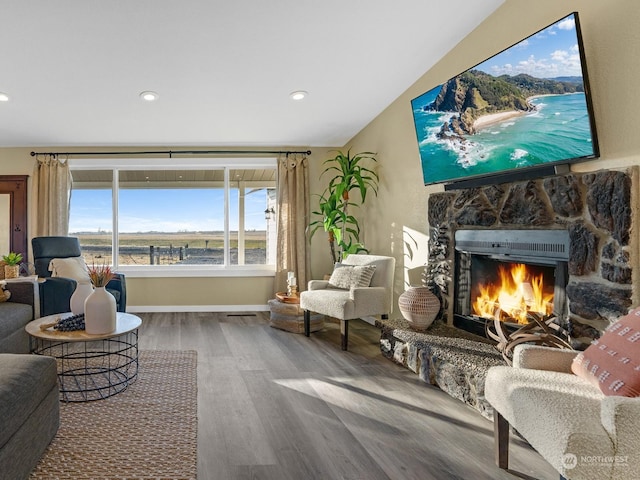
411, 13, 597, 185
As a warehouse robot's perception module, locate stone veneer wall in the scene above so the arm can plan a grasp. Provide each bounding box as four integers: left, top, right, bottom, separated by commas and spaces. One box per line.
426, 168, 637, 340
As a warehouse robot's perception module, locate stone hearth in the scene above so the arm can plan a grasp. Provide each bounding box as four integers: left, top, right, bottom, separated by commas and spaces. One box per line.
378, 318, 504, 419
427, 168, 637, 340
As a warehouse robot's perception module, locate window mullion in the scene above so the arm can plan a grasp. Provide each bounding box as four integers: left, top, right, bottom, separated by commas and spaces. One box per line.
224, 167, 229, 266
113, 169, 119, 268
238, 181, 245, 265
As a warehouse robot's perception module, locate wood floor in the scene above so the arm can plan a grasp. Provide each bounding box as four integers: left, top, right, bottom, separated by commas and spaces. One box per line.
137, 312, 558, 480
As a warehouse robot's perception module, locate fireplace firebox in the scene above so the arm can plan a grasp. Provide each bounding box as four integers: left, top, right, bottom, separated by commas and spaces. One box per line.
453, 229, 570, 337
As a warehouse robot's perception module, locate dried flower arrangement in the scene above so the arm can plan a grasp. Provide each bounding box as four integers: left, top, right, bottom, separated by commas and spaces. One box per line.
88, 263, 115, 287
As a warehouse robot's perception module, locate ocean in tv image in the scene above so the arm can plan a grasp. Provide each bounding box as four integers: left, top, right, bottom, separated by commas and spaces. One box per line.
411, 13, 597, 185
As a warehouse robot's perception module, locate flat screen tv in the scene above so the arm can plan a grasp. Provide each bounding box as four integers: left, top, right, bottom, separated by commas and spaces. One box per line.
411, 12, 599, 187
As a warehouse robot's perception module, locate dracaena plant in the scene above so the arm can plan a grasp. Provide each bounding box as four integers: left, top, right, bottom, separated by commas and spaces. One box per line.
309, 150, 379, 264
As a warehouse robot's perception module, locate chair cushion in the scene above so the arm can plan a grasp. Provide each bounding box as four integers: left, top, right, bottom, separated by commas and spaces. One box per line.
571, 307, 640, 397
300, 288, 355, 320
486, 365, 610, 478
328, 264, 376, 289
49, 257, 91, 284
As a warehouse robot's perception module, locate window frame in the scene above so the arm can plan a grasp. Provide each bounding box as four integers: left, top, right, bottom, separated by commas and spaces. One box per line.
68, 157, 277, 278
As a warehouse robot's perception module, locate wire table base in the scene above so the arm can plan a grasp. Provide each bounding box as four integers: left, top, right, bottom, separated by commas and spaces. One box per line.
26, 313, 142, 402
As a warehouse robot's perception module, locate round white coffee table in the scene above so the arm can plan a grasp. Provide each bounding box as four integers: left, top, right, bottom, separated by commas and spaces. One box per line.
26, 312, 142, 402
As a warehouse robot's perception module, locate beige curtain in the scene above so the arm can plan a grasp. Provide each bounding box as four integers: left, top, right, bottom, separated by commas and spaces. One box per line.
276, 153, 310, 293
33, 155, 72, 237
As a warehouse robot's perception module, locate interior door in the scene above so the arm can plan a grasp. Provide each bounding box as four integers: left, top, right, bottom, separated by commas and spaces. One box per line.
0, 175, 28, 261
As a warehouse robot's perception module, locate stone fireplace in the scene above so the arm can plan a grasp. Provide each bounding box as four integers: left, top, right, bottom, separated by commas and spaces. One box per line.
379, 168, 637, 417
427, 168, 637, 343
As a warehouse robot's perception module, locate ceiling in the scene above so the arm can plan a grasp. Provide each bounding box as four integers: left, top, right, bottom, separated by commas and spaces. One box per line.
0, 0, 504, 148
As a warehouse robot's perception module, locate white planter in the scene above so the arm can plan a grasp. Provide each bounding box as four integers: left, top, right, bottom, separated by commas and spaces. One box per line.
70, 282, 93, 315
84, 286, 117, 334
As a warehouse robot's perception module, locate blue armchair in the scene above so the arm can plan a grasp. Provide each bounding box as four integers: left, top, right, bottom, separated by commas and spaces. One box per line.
32, 236, 126, 316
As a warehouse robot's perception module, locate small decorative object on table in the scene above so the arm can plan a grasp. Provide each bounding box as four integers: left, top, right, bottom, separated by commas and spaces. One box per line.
37, 313, 87, 332
2, 252, 22, 279
286, 271, 298, 298
70, 282, 93, 315
85, 263, 117, 334
54, 313, 86, 332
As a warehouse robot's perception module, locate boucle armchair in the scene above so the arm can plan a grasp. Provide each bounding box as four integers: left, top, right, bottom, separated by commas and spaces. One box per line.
300, 254, 395, 351
485, 344, 640, 480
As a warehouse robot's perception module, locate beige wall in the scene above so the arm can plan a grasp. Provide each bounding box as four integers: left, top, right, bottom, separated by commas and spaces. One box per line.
4, 0, 639, 311
0, 146, 334, 310
344, 0, 640, 309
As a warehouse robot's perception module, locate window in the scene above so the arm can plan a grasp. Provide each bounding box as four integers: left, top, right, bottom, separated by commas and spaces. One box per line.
69, 158, 277, 275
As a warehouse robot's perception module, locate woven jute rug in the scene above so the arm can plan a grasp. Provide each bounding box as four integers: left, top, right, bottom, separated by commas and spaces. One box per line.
30, 350, 197, 480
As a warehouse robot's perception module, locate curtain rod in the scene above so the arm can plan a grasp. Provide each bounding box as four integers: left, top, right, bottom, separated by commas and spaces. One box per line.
30, 149, 311, 157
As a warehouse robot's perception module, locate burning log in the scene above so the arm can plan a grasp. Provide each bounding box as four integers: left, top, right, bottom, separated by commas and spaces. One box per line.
473, 263, 553, 324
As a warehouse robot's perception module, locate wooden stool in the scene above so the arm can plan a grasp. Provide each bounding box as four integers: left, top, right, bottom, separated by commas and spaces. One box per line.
268, 298, 324, 334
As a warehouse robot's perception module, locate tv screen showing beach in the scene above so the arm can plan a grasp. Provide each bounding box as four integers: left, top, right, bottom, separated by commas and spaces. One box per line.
411, 12, 598, 186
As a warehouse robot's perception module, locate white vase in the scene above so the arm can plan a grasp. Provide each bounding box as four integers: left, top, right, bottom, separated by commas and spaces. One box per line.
84, 286, 117, 334
70, 282, 94, 315
398, 286, 441, 331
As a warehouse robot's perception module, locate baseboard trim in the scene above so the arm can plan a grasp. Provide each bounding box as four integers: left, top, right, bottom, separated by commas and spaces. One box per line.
126, 304, 270, 313
360, 316, 378, 325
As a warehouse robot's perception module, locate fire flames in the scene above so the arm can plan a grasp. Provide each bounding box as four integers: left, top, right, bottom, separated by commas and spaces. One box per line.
472, 263, 553, 324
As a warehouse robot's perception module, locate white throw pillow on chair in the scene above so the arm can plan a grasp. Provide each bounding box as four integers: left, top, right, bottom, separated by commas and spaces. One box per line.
48, 257, 91, 284
328, 264, 376, 289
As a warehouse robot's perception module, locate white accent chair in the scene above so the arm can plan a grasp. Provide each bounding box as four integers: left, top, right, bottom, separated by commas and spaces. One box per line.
300, 254, 395, 351
485, 344, 640, 480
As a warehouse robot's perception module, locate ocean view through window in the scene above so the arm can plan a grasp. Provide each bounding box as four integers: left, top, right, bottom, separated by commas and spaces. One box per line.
69, 158, 277, 275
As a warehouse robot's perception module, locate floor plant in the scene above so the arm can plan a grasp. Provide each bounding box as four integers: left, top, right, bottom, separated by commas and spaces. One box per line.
309, 150, 379, 264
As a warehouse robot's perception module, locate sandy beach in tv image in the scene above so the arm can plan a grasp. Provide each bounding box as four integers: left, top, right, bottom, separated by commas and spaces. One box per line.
411, 13, 597, 185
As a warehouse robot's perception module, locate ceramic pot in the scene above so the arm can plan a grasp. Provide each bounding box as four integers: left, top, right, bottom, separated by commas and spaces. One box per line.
70, 282, 93, 315
398, 286, 440, 331
4, 265, 19, 279
84, 286, 117, 334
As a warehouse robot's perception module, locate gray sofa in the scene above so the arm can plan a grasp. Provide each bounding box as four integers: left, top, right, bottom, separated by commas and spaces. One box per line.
0, 280, 59, 480
0, 281, 35, 354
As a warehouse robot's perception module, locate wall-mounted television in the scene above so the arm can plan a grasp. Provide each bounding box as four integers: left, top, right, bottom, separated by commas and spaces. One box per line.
411, 12, 599, 188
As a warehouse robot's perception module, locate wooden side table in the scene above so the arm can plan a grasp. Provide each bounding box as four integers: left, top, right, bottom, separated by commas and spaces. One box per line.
268, 297, 324, 334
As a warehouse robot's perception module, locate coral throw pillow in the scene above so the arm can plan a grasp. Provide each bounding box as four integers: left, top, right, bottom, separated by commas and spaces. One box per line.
571, 308, 640, 396
328, 264, 376, 290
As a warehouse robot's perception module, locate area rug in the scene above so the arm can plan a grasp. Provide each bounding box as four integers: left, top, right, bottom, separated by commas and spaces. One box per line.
30, 350, 197, 480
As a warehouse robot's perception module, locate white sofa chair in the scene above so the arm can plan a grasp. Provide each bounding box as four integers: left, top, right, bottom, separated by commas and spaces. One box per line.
485, 344, 640, 480
300, 254, 395, 351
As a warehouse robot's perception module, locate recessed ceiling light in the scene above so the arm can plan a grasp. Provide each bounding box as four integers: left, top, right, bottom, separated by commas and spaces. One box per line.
0, 92, 9, 102
139, 91, 159, 102
289, 90, 308, 101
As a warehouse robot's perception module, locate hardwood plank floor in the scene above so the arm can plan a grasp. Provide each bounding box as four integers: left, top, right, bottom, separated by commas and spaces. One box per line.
138, 312, 557, 480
